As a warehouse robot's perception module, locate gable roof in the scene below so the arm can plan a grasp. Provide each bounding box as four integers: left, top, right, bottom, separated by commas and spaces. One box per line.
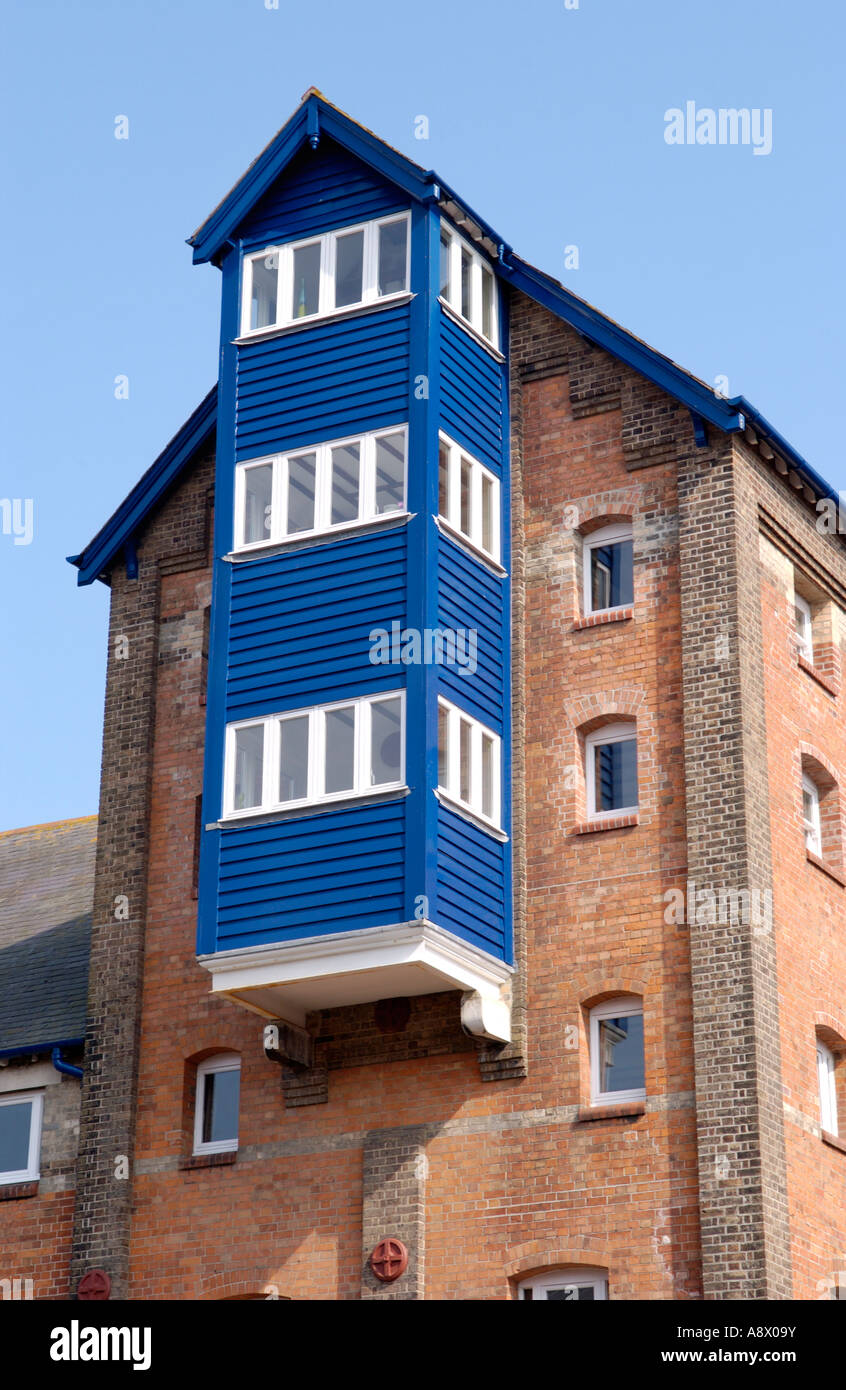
0, 816, 96, 1055
69, 91, 837, 587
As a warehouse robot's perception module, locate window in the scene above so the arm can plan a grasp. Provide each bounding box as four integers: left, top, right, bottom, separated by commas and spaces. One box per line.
194, 1056, 240, 1156
519, 1268, 608, 1301
224, 691, 405, 817
803, 773, 822, 855
583, 523, 633, 615
438, 223, 498, 346
437, 433, 501, 562
234, 427, 407, 552
590, 999, 646, 1105
437, 698, 501, 828
818, 1039, 838, 1136
0, 1090, 43, 1184
585, 722, 638, 818
241, 214, 410, 335
794, 593, 813, 662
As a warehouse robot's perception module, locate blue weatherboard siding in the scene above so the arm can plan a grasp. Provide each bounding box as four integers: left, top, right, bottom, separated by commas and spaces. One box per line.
196, 133, 512, 969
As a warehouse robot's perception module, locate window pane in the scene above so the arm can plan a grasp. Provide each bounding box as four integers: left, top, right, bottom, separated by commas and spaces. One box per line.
438, 704, 449, 788
440, 230, 451, 298
594, 737, 637, 811
250, 254, 277, 330
234, 725, 264, 810
331, 443, 361, 525
461, 249, 472, 319
481, 264, 494, 340
598, 1013, 645, 1094
202, 1068, 239, 1145
375, 433, 405, 514
324, 706, 356, 794
378, 219, 408, 296
460, 457, 472, 535
292, 241, 320, 318
481, 474, 494, 554
459, 719, 472, 803
370, 698, 402, 786
0, 1101, 32, 1174
481, 734, 495, 819
591, 540, 633, 609
242, 464, 273, 545
438, 441, 450, 519
286, 452, 316, 534
335, 229, 364, 308
279, 716, 309, 803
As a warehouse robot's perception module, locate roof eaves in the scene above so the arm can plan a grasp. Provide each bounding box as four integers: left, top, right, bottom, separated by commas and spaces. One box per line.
68, 386, 217, 587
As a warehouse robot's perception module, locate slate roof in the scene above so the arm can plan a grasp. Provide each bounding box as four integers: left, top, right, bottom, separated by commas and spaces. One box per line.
0, 817, 96, 1055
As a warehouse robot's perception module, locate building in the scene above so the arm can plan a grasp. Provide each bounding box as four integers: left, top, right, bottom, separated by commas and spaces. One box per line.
18, 88, 843, 1300
0, 817, 95, 1299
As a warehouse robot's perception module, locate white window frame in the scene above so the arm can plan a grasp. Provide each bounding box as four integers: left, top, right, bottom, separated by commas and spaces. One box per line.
240, 212, 411, 336
585, 721, 638, 820
794, 591, 814, 662
583, 522, 634, 616
519, 1268, 608, 1301
233, 426, 408, 553
223, 690, 406, 819
438, 221, 499, 347
438, 432, 501, 563
437, 697, 502, 830
193, 1054, 241, 1156
590, 999, 646, 1106
818, 1038, 838, 1136
0, 1089, 43, 1184
802, 772, 822, 855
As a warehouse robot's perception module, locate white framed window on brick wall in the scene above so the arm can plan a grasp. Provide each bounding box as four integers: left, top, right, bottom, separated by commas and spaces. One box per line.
817, 1038, 838, 1136
224, 691, 406, 818
437, 697, 501, 830
241, 213, 410, 336
585, 722, 638, 819
0, 1090, 43, 1184
590, 999, 646, 1106
194, 1055, 241, 1156
794, 592, 814, 662
437, 432, 501, 564
802, 773, 822, 855
234, 426, 407, 553
583, 523, 634, 615
438, 222, 499, 348
518, 1268, 608, 1301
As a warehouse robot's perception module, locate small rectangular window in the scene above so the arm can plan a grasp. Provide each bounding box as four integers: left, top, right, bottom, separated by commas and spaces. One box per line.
370, 697, 402, 786
286, 452, 317, 534
279, 715, 310, 803
194, 1058, 240, 1156
330, 443, 361, 526
818, 1039, 838, 1135
585, 723, 638, 818
233, 724, 264, 812
334, 229, 364, 308
803, 774, 822, 855
292, 241, 321, 318
584, 525, 634, 614
437, 432, 501, 563
438, 220, 498, 346
590, 1001, 646, 1105
249, 253, 278, 331
374, 432, 405, 515
378, 219, 408, 297
794, 592, 813, 662
241, 464, 274, 546
437, 698, 501, 829
0, 1091, 43, 1184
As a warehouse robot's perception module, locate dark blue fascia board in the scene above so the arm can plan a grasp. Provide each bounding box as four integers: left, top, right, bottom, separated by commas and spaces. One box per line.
68, 386, 217, 587
728, 396, 840, 506
0, 1037, 83, 1061
189, 97, 437, 266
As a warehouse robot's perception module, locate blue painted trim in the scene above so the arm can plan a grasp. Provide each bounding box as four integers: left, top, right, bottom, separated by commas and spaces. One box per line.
189, 96, 435, 266
52, 1046, 83, 1079
68, 387, 216, 586
498, 277, 513, 967
689, 410, 708, 448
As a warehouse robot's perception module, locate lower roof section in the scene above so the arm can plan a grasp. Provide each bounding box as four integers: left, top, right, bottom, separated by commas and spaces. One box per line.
197, 918, 513, 1042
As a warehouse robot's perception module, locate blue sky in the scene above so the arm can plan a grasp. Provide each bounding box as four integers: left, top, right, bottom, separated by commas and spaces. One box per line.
1, 0, 843, 829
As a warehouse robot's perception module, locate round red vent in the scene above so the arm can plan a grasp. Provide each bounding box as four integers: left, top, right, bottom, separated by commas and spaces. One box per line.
370, 1237, 408, 1283
78, 1269, 111, 1301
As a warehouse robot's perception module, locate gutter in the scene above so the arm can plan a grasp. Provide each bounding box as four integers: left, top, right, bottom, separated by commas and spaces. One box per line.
52, 1047, 83, 1080
0, 1038, 83, 1063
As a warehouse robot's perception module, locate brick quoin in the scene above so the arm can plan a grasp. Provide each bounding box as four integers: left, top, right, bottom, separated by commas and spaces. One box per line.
64, 291, 846, 1300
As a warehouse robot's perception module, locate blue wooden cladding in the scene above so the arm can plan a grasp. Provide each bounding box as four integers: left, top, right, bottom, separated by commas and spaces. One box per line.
197, 132, 513, 973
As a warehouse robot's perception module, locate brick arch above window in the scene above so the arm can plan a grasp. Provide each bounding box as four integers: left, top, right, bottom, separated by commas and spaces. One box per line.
579, 979, 649, 1012
567, 492, 640, 534
799, 744, 839, 792
504, 1243, 612, 1281
563, 689, 645, 735
814, 1012, 846, 1051
199, 1267, 285, 1301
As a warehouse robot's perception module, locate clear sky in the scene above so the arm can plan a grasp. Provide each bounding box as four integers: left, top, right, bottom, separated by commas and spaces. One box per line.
1, 0, 843, 829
